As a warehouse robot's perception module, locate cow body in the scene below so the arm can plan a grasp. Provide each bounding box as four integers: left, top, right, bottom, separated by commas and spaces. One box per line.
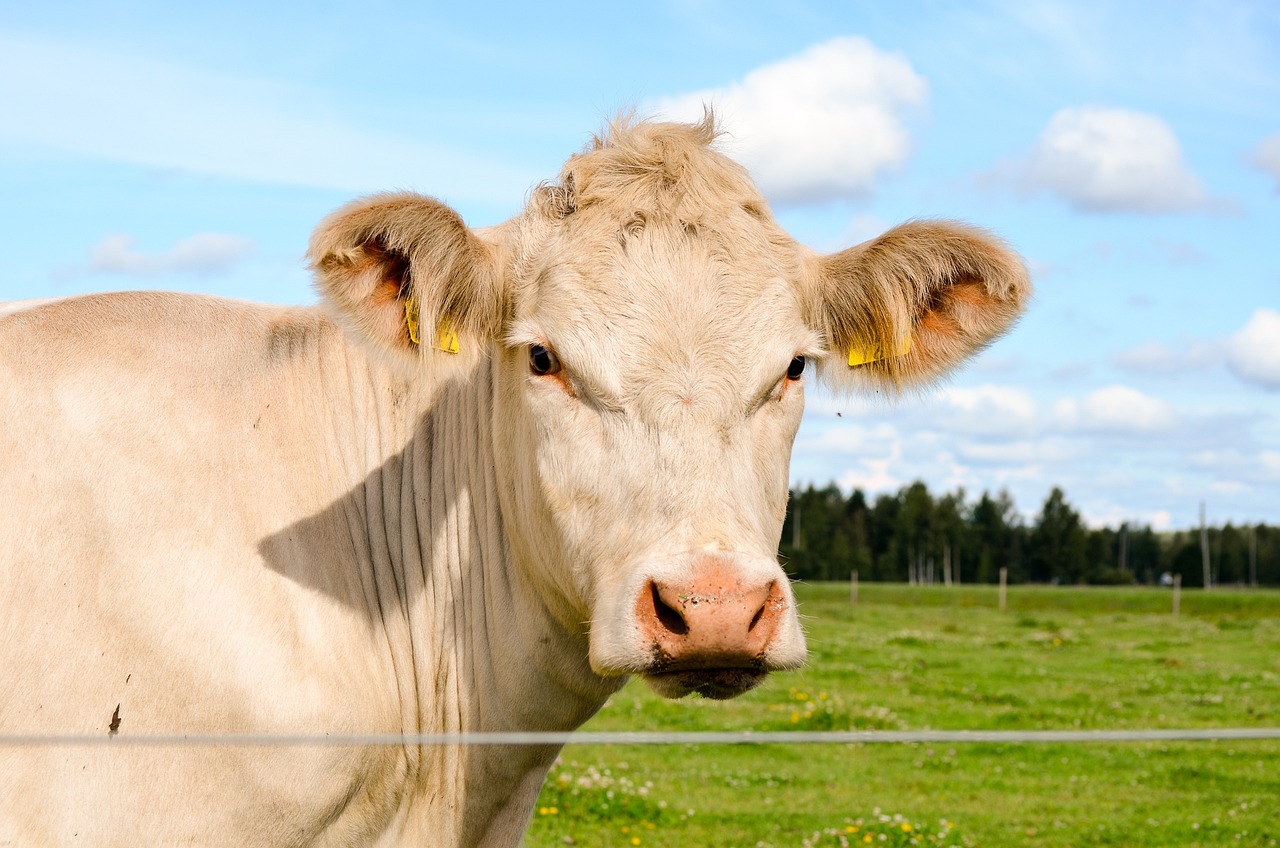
1, 293, 587, 845
0, 117, 1028, 846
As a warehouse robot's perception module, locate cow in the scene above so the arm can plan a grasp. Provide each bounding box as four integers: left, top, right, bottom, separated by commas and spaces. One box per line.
0, 115, 1029, 846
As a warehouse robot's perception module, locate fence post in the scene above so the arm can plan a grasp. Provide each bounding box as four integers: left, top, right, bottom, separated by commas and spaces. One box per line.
1172, 573, 1181, 617
998, 567, 1008, 611
850, 570, 858, 606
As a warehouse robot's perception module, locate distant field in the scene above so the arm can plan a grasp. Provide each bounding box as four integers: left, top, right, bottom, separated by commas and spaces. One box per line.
527, 583, 1280, 848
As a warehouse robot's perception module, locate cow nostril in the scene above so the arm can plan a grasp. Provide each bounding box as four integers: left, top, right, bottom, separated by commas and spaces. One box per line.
649, 582, 689, 636
747, 580, 777, 633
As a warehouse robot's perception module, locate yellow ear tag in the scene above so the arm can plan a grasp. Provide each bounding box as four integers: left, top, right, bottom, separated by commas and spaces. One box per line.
848, 335, 911, 367
435, 324, 460, 355
404, 296, 422, 346
404, 296, 461, 354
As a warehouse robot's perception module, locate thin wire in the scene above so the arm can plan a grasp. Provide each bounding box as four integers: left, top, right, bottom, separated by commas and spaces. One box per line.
2, 727, 1278, 748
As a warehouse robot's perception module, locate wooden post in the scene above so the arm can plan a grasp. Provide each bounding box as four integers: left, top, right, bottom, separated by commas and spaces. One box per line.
850, 570, 858, 606
998, 567, 1008, 611
1172, 573, 1182, 617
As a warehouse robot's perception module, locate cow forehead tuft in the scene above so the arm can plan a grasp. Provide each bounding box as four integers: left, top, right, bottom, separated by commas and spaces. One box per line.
532, 114, 769, 230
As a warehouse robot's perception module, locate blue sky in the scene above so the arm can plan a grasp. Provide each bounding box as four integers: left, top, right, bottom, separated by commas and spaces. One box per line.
2, 1, 1277, 529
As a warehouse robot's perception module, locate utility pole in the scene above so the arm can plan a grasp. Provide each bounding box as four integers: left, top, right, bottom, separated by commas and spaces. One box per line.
1200, 501, 1212, 591
1118, 524, 1128, 574
1250, 524, 1258, 589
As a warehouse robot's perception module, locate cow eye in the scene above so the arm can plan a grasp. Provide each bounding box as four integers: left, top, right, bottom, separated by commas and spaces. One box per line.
529, 344, 562, 376
786, 355, 806, 381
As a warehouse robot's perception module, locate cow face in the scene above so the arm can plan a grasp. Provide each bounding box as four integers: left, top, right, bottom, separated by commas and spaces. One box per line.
309, 117, 1030, 700
490, 197, 816, 699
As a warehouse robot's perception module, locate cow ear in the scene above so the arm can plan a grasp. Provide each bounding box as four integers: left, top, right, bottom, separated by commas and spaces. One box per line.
308, 192, 504, 372
806, 221, 1031, 392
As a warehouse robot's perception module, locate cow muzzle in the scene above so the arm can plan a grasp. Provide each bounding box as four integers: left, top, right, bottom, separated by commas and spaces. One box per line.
634, 558, 792, 700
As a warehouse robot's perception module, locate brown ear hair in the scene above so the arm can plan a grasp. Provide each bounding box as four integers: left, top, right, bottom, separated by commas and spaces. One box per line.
308, 192, 503, 370
807, 220, 1031, 391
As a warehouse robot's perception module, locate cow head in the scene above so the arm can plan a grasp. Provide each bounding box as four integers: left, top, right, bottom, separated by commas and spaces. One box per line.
309, 116, 1029, 700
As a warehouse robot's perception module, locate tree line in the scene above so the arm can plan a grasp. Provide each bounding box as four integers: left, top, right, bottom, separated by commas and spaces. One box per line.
779, 482, 1279, 587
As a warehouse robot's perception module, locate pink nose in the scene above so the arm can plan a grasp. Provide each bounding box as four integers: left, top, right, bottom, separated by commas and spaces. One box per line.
636, 559, 787, 670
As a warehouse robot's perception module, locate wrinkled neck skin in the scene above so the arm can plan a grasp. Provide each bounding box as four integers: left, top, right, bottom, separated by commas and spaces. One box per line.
340, 350, 622, 846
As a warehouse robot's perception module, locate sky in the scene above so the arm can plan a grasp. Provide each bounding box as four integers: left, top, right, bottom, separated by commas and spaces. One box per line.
2, 1, 1277, 530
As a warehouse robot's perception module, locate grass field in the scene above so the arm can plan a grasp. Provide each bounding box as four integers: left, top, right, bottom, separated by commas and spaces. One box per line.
526, 583, 1280, 847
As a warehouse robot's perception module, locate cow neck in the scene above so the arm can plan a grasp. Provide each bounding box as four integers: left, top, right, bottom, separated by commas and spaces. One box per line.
328, 350, 617, 832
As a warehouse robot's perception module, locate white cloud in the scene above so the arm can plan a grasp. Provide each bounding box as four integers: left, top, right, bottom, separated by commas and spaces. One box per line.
837, 213, 890, 247
1109, 340, 1220, 374
935, 385, 1038, 437
1026, 258, 1057, 280
800, 387, 885, 418
1226, 308, 1280, 390
836, 459, 900, 493
1264, 451, 1280, 479
791, 419, 904, 492
1081, 505, 1173, 531
1016, 106, 1208, 213
84, 233, 254, 277
1109, 341, 1180, 372
0, 33, 531, 202
1051, 385, 1176, 434
650, 36, 927, 203
1252, 133, 1280, 192
800, 422, 901, 456
956, 437, 1080, 468
790, 370, 1279, 527
970, 354, 1023, 375
1190, 447, 1280, 486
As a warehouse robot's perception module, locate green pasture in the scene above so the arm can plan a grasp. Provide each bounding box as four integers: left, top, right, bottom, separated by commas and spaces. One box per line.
527, 583, 1280, 847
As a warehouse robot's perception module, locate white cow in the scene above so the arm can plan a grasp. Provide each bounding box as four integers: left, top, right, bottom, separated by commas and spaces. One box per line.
0, 116, 1029, 846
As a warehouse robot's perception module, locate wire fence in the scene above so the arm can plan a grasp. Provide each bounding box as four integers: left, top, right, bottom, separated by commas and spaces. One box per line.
4, 727, 1279, 748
